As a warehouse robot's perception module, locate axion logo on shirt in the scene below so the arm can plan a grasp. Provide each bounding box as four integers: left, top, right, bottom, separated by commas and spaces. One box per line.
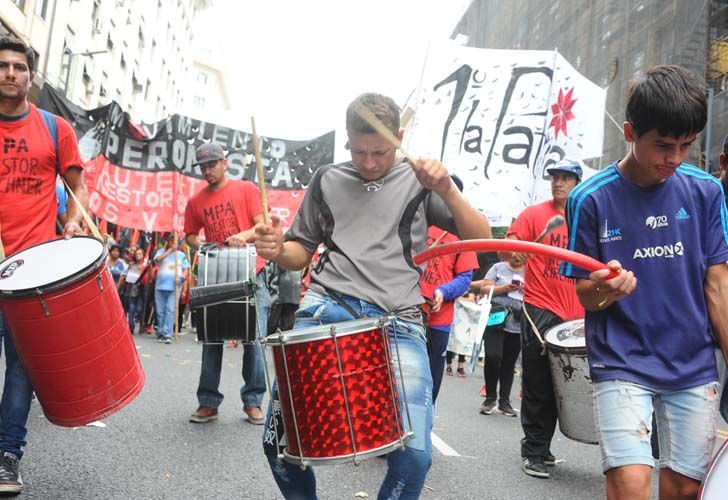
599, 219, 622, 243
632, 241, 684, 260
645, 215, 668, 229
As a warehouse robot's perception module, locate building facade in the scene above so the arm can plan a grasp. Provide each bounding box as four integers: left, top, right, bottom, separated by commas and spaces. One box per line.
1, 0, 210, 124
453, 0, 728, 171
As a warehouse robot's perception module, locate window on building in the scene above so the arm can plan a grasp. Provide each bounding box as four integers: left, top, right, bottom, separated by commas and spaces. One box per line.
193, 96, 206, 108
145, 79, 151, 99
35, 0, 49, 19
107, 35, 114, 50
12, 0, 25, 11
197, 72, 208, 84
99, 85, 107, 97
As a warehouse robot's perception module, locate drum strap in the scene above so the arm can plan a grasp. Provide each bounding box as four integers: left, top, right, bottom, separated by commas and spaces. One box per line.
522, 303, 547, 354
325, 288, 362, 320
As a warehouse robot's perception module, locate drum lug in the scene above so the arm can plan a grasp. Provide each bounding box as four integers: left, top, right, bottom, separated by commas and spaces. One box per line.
36, 290, 50, 317
96, 273, 104, 291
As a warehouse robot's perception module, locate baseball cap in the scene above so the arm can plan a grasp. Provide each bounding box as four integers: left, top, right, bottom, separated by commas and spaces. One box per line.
192, 143, 226, 166
546, 159, 583, 181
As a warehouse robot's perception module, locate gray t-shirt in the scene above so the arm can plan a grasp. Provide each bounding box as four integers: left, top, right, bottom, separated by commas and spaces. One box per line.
285, 160, 456, 321
484, 261, 524, 333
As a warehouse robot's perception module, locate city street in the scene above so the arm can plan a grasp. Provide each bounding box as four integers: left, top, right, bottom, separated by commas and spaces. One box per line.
6, 328, 622, 500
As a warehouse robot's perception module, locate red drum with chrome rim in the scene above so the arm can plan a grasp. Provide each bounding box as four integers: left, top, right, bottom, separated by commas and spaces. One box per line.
0, 237, 145, 427
266, 316, 408, 466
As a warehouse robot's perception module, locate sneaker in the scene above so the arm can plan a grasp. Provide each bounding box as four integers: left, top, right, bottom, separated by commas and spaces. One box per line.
497, 401, 518, 417
189, 406, 218, 423
0, 451, 22, 494
544, 452, 557, 467
164, 337, 172, 344
479, 384, 487, 398
523, 457, 549, 479
446, 366, 453, 376
156, 334, 164, 343
456, 368, 466, 378
243, 406, 265, 425
479, 399, 497, 415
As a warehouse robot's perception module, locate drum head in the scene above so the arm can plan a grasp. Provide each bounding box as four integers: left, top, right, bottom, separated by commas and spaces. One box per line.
0, 237, 105, 295
702, 440, 728, 498
545, 319, 585, 351
265, 316, 390, 345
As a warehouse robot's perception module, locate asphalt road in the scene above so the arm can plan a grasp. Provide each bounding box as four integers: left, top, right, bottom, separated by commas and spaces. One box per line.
4, 328, 685, 499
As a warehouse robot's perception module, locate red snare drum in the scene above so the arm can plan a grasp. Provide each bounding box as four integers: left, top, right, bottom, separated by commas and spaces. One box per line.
0, 237, 145, 427
699, 439, 728, 499
266, 316, 409, 466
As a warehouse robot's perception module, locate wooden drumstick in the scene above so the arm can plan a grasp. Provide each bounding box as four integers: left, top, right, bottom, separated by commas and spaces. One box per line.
354, 106, 416, 162
250, 117, 270, 225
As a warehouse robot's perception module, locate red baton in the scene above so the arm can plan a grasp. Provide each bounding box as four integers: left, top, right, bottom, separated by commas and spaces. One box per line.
413, 239, 619, 280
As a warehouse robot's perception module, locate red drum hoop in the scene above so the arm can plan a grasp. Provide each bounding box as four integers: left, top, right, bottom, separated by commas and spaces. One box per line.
265, 316, 409, 467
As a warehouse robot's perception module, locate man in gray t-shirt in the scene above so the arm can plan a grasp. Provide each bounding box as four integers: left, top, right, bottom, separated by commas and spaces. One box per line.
255, 92, 491, 499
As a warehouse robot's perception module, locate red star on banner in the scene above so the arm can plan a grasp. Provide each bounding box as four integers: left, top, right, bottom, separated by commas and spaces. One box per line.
549, 87, 578, 139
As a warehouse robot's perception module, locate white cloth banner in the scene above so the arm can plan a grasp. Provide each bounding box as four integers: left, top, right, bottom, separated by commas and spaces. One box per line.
405, 43, 607, 226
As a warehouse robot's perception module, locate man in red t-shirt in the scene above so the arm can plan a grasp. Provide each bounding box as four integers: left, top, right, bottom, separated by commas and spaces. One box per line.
507, 159, 584, 479
184, 143, 268, 426
419, 176, 479, 402
0, 35, 88, 494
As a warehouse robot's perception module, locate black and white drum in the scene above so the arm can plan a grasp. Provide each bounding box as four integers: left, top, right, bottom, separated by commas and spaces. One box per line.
193, 243, 258, 344
545, 319, 598, 445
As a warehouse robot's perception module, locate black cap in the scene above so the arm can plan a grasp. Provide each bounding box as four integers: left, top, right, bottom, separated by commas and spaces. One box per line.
192, 143, 226, 166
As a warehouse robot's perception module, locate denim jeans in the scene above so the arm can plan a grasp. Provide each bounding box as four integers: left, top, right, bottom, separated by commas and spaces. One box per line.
154, 288, 177, 338
127, 294, 144, 333
595, 379, 720, 480
263, 290, 433, 500
0, 311, 34, 459
196, 274, 269, 408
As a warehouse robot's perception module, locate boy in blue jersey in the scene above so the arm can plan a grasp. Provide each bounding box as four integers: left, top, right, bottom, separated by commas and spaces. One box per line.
562, 65, 728, 500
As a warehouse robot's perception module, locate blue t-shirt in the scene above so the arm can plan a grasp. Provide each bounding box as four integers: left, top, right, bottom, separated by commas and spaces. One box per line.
56, 182, 68, 216
154, 249, 190, 291
561, 163, 728, 390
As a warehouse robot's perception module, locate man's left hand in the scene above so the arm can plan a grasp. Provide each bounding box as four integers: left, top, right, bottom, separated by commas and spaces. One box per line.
409, 158, 452, 197
62, 220, 84, 239
226, 233, 248, 247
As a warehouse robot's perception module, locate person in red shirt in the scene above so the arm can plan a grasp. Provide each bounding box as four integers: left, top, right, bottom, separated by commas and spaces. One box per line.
184, 143, 268, 426
419, 176, 479, 403
0, 35, 88, 494
507, 159, 584, 479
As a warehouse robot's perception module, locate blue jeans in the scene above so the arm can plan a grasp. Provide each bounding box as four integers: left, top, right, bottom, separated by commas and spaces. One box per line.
196, 274, 269, 408
127, 294, 144, 333
154, 288, 177, 337
263, 290, 433, 500
0, 311, 34, 459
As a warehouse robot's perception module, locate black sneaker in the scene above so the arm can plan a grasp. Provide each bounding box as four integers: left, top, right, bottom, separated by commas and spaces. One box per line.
544, 452, 557, 466
523, 457, 549, 479
479, 399, 497, 415
497, 401, 518, 417
0, 451, 22, 494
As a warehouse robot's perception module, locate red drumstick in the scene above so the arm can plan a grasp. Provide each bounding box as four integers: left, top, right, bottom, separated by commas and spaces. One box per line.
413, 239, 619, 280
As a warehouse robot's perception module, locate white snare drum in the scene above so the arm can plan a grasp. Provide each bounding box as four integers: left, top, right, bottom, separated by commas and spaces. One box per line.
700, 439, 728, 499
545, 319, 598, 445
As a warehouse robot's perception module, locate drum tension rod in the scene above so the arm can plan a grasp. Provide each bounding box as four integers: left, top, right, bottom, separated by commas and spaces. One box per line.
96, 273, 104, 291
35, 289, 50, 317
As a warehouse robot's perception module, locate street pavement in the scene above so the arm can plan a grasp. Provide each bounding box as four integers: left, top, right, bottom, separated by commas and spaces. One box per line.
3, 328, 692, 499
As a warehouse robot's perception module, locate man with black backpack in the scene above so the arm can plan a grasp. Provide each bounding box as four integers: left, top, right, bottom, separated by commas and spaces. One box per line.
0, 35, 88, 494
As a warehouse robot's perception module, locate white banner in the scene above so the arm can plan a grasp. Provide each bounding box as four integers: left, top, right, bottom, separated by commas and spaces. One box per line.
405, 43, 606, 226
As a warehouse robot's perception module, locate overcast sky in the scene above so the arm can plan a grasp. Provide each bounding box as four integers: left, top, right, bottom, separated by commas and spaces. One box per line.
196, 0, 472, 149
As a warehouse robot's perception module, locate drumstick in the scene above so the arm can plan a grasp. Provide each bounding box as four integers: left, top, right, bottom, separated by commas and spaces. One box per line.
428, 231, 449, 249
354, 106, 416, 163
250, 117, 270, 225
534, 215, 565, 243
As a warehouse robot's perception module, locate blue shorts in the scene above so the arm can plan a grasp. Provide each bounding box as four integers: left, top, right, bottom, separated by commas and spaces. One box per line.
594, 379, 720, 480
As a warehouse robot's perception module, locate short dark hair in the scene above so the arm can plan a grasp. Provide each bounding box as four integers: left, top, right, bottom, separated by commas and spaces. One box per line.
626, 65, 706, 138
110, 244, 121, 252
0, 35, 35, 73
346, 93, 400, 136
